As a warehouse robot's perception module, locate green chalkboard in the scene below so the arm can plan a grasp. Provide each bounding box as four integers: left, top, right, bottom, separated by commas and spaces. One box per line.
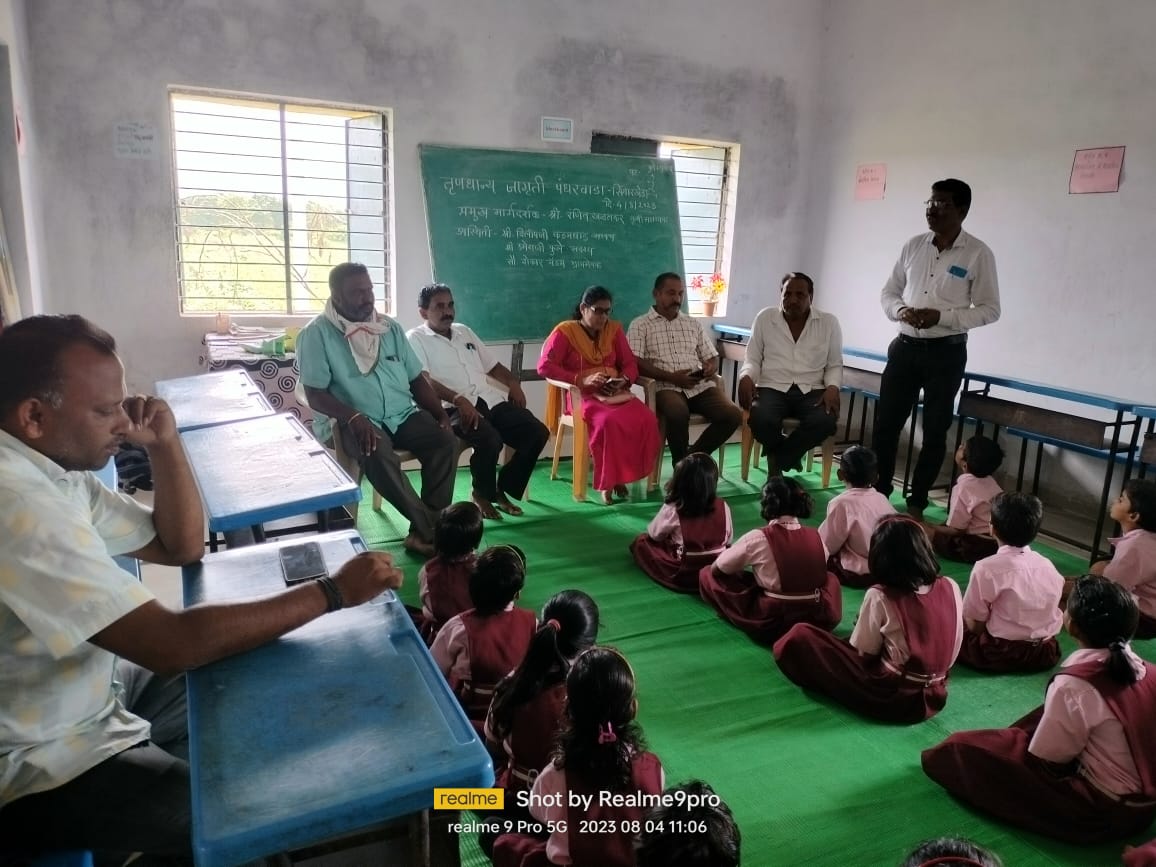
419, 145, 684, 342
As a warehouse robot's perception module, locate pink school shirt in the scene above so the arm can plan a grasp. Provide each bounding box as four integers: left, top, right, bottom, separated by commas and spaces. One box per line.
818, 487, 896, 575
961, 545, 1064, 641
850, 580, 964, 667
646, 501, 734, 552
946, 472, 1002, 535
529, 756, 666, 865
712, 517, 827, 593
1103, 529, 1156, 620
1029, 646, 1148, 798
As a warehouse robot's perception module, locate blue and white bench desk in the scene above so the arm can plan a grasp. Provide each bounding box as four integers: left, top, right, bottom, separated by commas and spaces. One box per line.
182, 530, 494, 867
155, 369, 275, 433
1134, 405, 1156, 479
179, 413, 360, 551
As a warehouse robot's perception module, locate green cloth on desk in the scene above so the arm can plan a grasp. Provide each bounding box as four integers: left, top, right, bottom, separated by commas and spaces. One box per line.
296, 314, 423, 439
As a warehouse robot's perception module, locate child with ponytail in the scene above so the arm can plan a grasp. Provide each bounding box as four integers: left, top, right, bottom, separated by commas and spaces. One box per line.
493, 647, 664, 867
923, 574, 1156, 844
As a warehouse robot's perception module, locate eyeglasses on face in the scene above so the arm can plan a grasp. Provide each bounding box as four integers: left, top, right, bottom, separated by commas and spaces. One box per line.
586, 305, 612, 315
923, 198, 956, 210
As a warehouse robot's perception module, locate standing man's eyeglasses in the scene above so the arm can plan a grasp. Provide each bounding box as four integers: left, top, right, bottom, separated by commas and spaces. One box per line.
923, 198, 956, 210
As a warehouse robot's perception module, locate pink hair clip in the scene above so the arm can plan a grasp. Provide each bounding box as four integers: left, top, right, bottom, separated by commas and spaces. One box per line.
597, 722, 617, 744
546, 618, 562, 631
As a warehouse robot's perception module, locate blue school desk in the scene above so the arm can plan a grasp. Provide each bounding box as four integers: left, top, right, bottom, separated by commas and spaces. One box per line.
155, 369, 276, 433
182, 530, 494, 867
1135, 406, 1156, 479
179, 413, 360, 550
954, 372, 1142, 560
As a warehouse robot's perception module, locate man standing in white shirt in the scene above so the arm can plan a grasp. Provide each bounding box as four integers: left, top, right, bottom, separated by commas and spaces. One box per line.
627, 272, 741, 469
738, 273, 843, 474
873, 179, 1001, 519
408, 284, 549, 520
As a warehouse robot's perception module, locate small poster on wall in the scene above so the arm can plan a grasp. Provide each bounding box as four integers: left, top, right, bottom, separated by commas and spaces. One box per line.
1069, 146, 1125, 194
854, 163, 887, 200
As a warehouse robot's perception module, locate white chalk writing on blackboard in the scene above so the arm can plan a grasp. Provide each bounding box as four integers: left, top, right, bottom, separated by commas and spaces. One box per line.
443, 177, 497, 195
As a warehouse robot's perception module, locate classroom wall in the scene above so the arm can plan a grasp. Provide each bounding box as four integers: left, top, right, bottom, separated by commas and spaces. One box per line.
0, 0, 44, 317
803, 0, 1156, 406
21, 0, 825, 388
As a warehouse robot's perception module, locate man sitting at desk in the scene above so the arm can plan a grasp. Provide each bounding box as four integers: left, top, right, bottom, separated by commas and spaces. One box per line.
0, 314, 401, 863
407, 283, 549, 519
298, 262, 457, 557
627, 272, 741, 468
738, 272, 843, 474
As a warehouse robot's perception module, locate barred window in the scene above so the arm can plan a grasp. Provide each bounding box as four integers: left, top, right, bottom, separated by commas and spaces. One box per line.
171, 91, 391, 315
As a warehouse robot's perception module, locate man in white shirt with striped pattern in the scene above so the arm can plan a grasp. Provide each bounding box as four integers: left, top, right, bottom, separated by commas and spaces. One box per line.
738, 272, 843, 475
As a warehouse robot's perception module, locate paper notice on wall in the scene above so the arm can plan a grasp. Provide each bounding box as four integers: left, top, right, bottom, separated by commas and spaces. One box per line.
115, 121, 157, 159
854, 163, 887, 200
1069, 146, 1124, 194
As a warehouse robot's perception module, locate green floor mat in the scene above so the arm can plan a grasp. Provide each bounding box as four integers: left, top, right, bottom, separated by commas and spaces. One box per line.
355, 450, 1155, 866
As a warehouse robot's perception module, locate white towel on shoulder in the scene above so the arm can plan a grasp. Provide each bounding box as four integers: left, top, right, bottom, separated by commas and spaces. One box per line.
322, 299, 391, 374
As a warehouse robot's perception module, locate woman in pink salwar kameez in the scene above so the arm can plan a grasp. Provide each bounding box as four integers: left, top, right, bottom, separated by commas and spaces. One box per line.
539, 286, 661, 505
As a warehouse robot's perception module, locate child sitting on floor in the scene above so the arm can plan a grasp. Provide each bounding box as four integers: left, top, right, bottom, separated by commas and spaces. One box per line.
477, 589, 600, 859
958, 492, 1064, 672
1093, 479, 1156, 639
699, 476, 841, 645
773, 515, 963, 723
818, 445, 896, 588
922, 574, 1156, 845
635, 780, 741, 867
631, 452, 733, 592
900, 837, 1002, 867
927, 435, 1004, 563
493, 647, 665, 867
416, 501, 483, 641
431, 544, 536, 729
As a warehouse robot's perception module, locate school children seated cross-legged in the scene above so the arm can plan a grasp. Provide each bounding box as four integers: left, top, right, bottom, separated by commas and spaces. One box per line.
414, 500, 484, 642
431, 544, 537, 731
698, 476, 841, 644
818, 445, 896, 588
1092, 479, 1156, 640
631, 452, 733, 592
773, 516, 964, 723
635, 780, 741, 867
477, 590, 601, 859
922, 574, 1156, 845
900, 836, 1003, 867
492, 647, 664, 867
957, 492, 1064, 672
926, 435, 1004, 564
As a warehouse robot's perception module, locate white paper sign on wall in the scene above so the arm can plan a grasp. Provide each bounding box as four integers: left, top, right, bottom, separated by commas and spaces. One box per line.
115, 122, 157, 159
540, 117, 573, 143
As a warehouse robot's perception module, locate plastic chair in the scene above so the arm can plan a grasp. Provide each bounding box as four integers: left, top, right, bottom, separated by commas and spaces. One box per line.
546, 378, 592, 502
740, 411, 835, 486
642, 374, 730, 491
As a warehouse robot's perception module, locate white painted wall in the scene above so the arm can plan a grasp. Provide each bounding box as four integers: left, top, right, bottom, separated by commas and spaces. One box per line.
0, 0, 45, 317
804, 0, 1156, 406
22, 0, 824, 389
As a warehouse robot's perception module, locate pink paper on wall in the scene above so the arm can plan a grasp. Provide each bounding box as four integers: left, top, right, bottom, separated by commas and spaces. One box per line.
1069, 146, 1125, 194
854, 163, 887, 200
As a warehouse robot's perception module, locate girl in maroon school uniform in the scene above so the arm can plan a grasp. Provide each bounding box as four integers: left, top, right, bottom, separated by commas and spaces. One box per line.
631, 452, 733, 592
431, 545, 537, 730
773, 516, 963, 723
922, 574, 1156, 845
477, 590, 600, 859
493, 647, 665, 867
415, 501, 483, 642
699, 476, 841, 644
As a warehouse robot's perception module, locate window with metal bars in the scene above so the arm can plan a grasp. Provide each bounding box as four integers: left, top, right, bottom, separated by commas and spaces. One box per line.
591, 133, 736, 314
171, 91, 391, 315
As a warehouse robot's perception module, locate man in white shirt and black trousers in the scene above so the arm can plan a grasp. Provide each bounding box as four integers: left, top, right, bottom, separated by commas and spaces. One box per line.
872, 178, 1001, 520
738, 272, 843, 475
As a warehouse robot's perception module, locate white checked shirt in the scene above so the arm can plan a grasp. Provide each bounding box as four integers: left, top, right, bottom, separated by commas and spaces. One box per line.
407, 322, 507, 409
881, 230, 1001, 337
0, 429, 157, 805
738, 306, 843, 393
626, 307, 718, 398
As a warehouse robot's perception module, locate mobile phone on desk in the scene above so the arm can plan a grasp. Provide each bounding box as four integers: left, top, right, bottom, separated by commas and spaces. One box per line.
279, 541, 329, 585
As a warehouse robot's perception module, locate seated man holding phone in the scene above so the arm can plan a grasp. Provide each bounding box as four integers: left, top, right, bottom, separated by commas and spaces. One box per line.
627, 272, 741, 468
0, 315, 402, 864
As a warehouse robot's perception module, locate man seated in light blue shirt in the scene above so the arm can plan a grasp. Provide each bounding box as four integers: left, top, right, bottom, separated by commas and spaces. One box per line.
297, 262, 456, 557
